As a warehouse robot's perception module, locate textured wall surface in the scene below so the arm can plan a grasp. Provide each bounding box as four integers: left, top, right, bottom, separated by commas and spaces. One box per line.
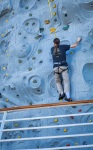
0, 0, 93, 149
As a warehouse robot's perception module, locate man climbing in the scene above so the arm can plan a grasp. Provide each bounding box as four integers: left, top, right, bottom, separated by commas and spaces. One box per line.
51, 37, 82, 101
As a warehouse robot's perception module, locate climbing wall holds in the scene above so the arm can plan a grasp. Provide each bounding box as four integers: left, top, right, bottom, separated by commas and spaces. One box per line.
14, 124, 19, 127
66, 144, 70, 146
75, 142, 78, 145
50, 0, 54, 2
6, 73, 9, 76
44, 20, 50, 24
29, 13, 32, 16
89, 120, 92, 122
53, 4, 56, 8
38, 50, 42, 54
78, 109, 82, 112
1, 34, 4, 37
6, 20, 9, 23
25, 22, 29, 26
64, 128, 68, 132
39, 60, 43, 64
63, 25, 69, 30
70, 51, 74, 54
35, 34, 42, 39
54, 119, 58, 122
25, 6, 29, 10
5, 98, 9, 102
18, 136, 21, 138
6, 54, 10, 56
50, 28, 56, 33
53, 12, 56, 16
18, 60, 23, 63
28, 68, 32, 71
32, 57, 36, 60
83, 141, 87, 145
40, 28, 44, 32
2, 67, 6, 70
29, 102, 32, 105
70, 116, 74, 119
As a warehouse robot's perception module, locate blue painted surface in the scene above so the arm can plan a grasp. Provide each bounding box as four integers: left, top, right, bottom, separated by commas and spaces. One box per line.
0, 0, 93, 149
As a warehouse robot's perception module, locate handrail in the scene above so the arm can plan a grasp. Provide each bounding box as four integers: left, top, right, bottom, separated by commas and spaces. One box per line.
0, 100, 93, 112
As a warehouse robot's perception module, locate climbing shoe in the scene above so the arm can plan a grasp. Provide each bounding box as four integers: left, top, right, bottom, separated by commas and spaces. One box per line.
58, 93, 65, 100
65, 98, 72, 102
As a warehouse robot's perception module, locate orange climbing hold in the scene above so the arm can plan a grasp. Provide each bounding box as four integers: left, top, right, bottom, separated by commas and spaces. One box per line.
50, 28, 56, 33
44, 20, 50, 24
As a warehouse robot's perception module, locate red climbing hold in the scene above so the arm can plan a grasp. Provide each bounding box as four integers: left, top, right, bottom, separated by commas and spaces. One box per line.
66, 144, 70, 146
78, 109, 82, 112
70, 116, 74, 119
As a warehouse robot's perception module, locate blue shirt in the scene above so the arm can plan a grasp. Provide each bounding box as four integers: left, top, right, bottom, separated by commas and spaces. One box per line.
51, 45, 70, 68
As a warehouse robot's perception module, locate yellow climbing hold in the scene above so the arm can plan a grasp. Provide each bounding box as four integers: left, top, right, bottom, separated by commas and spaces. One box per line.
18, 136, 21, 138
53, 12, 56, 16
54, 119, 58, 122
14, 124, 19, 127
50, 0, 54, 2
2, 67, 6, 70
53, 4, 56, 8
6, 73, 9, 76
50, 28, 56, 33
1, 34, 4, 37
6, 54, 10, 56
75, 142, 78, 145
6, 20, 9, 23
6, 50, 8, 52
64, 128, 68, 132
5, 98, 9, 102
89, 120, 92, 122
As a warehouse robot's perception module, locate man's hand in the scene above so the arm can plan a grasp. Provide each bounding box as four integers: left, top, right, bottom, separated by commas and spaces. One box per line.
70, 37, 82, 48
77, 37, 82, 43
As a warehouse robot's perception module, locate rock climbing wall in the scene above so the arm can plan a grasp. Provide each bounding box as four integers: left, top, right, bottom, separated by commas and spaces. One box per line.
0, 0, 93, 149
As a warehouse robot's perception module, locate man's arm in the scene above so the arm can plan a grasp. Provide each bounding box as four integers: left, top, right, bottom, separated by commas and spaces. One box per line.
70, 37, 82, 48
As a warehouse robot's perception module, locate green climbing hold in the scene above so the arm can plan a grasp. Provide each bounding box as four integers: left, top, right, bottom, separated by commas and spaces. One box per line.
14, 124, 19, 127
25, 6, 29, 9
40, 28, 44, 32
39, 60, 43, 63
29, 102, 32, 105
32, 57, 36, 60
18, 60, 23, 63
28, 68, 32, 71
25, 22, 29, 26
29, 13, 32, 16
38, 49, 42, 54
12, 26, 14, 29
70, 51, 74, 54
35, 34, 42, 39
32, 22, 35, 26
63, 25, 69, 30
18, 32, 21, 35
33, 80, 37, 83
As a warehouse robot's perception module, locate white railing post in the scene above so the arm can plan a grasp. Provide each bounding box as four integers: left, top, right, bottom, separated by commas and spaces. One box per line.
0, 111, 7, 140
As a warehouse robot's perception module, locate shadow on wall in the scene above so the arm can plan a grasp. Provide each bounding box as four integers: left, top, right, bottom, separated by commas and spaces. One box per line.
83, 63, 93, 85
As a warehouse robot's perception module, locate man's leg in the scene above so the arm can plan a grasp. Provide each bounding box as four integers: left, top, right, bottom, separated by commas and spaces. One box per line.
54, 67, 65, 100
61, 67, 72, 101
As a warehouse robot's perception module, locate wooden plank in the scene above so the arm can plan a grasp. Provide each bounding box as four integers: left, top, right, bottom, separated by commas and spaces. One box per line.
0, 100, 93, 112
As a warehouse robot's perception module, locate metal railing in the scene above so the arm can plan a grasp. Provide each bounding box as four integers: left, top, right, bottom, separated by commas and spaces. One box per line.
0, 100, 93, 149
